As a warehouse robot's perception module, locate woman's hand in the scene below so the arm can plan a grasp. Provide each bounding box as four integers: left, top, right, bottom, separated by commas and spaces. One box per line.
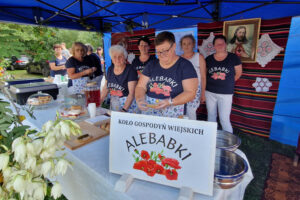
156, 99, 171, 110
200, 92, 206, 103
136, 99, 148, 111
85, 67, 96, 75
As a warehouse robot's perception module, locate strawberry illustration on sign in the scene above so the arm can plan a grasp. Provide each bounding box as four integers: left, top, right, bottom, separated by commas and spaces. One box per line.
132, 149, 181, 181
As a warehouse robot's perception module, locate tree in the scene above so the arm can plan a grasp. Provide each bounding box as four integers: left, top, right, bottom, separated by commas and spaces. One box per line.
0, 23, 27, 59
0, 22, 103, 62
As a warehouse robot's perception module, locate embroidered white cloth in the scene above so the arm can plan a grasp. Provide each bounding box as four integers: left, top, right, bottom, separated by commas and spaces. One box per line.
127, 52, 135, 64
252, 77, 273, 92
256, 34, 284, 67
198, 32, 216, 58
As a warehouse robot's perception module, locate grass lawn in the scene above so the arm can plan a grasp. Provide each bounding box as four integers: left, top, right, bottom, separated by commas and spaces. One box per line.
4, 69, 297, 199
6, 69, 44, 79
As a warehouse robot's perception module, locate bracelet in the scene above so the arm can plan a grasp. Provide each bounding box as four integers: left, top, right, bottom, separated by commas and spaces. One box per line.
168, 98, 173, 106
122, 107, 128, 112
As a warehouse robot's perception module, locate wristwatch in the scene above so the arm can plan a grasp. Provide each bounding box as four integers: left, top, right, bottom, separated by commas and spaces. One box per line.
168, 98, 173, 106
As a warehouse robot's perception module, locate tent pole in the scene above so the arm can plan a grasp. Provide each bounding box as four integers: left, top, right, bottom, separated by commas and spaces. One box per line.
36, 0, 80, 19
42, 0, 79, 24
80, 0, 83, 18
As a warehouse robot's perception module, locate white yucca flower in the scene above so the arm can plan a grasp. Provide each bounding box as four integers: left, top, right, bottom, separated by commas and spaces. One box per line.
5, 179, 14, 191
42, 121, 54, 132
69, 121, 82, 136
12, 137, 24, 152
51, 182, 62, 199
54, 137, 65, 148
43, 135, 56, 149
59, 121, 71, 138
25, 179, 35, 197
24, 156, 36, 171
13, 175, 26, 193
41, 161, 52, 177
32, 163, 42, 177
0, 153, 9, 170
32, 139, 43, 156
3, 167, 12, 180
26, 142, 35, 156
40, 147, 56, 160
68, 120, 80, 129
53, 123, 61, 137
32, 183, 45, 200
55, 159, 70, 175
13, 142, 26, 163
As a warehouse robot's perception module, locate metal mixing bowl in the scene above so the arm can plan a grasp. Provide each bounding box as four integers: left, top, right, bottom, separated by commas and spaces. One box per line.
214, 148, 248, 189
216, 130, 241, 151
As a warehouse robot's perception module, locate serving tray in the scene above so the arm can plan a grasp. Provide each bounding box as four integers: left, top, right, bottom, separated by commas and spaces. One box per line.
64, 121, 109, 150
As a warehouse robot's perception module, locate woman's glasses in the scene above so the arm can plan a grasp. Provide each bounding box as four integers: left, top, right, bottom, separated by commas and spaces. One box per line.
156, 43, 173, 57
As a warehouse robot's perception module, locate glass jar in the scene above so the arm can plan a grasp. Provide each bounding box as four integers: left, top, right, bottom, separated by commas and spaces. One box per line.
110, 95, 121, 111
60, 93, 87, 120
84, 82, 101, 107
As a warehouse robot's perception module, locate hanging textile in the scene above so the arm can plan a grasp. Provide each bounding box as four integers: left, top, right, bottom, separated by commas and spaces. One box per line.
197, 17, 291, 137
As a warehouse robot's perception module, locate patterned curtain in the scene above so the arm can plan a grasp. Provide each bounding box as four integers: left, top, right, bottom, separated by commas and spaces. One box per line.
197, 17, 291, 137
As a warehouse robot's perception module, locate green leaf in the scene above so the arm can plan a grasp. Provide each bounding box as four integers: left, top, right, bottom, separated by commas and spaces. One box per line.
0, 123, 11, 130
1, 130, 8, 137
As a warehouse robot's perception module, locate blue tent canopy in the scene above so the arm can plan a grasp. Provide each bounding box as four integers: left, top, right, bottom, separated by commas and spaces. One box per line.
0, 0, 300, 32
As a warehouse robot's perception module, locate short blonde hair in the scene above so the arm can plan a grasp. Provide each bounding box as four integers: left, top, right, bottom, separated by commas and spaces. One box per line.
109, 45, 128, 58
70, 42, 87, 56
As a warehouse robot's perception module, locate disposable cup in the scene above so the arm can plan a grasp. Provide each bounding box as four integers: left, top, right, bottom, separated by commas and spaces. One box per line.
88, 103, 96, 118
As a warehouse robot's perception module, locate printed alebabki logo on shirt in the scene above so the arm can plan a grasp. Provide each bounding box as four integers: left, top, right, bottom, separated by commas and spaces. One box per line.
108, 83, 125, 96
136, 65, 144, 71
78, 65, 90, 72
208, 66, 230, 74
150, 76, 178, 87
149, 82, 172, 96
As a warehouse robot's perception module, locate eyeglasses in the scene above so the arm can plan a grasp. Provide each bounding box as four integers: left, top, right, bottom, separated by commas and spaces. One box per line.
156, 43, 173, 57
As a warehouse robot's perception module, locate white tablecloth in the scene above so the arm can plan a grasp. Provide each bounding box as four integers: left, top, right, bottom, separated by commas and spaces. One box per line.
1, 94, 253, 200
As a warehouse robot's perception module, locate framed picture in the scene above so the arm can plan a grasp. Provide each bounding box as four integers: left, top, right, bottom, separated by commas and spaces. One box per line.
223, 18, 261, 63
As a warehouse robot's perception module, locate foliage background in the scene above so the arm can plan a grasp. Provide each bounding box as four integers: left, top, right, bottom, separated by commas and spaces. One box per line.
0, 22, 103, 62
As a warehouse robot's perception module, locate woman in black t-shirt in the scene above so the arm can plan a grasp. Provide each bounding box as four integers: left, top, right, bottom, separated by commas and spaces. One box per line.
205, 35, 242, 133
100, 45, 138, 113
66, 42, 97, 93
131, 36, 156, 77
135, 31, 198, 118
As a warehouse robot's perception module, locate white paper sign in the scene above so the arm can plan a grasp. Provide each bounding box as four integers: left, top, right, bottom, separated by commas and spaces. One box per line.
109, 112, 217, 196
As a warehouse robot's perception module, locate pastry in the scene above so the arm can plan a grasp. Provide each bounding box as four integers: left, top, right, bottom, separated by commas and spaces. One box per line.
68, 109, 82, 116
146, 104, 158, 109
71, 105, 82, 110
27, 98, 40, 106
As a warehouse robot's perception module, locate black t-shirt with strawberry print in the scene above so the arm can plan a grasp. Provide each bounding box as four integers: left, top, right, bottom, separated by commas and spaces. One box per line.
142, 57, 197, 99
131, 55, 157, 77
206, 52, 241, 94
106, 64, 138, 97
